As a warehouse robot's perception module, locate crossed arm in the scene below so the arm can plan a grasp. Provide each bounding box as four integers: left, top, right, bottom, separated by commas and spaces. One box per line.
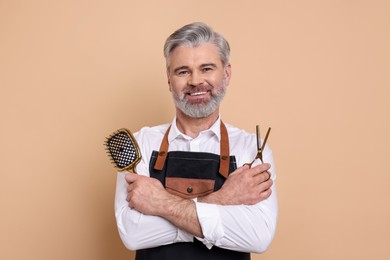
115, 162, 278, 253
125, 164, 272, 237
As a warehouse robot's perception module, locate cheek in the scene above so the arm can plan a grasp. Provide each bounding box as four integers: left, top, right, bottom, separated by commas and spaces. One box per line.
169, 84, 182, 97
169, 78, 186, 92
209, 75, 225, 88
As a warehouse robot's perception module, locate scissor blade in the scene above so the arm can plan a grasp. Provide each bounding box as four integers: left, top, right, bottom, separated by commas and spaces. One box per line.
256, 125, 261, 151
260, 127, 271, 152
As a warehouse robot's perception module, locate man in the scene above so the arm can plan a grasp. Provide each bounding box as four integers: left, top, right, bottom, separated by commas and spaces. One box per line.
115, 22, 278, 260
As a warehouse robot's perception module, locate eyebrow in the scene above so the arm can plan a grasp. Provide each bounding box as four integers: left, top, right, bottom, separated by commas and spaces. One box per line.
201, 63, 217, 68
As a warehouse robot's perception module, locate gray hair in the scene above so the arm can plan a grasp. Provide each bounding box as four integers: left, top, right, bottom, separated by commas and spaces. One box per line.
164, 22, 230, 70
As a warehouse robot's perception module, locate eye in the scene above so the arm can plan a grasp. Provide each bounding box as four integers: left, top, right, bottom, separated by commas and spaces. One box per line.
177, 70, 189, 76
202, 66, 213, 72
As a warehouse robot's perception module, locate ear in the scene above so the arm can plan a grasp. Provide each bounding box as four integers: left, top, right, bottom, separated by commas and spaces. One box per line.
168, 80, 172, 92
167, 68, 172, 91
224, 63, 232, 86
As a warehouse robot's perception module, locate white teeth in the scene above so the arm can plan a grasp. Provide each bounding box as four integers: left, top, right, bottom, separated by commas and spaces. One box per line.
190, 92, 207, 96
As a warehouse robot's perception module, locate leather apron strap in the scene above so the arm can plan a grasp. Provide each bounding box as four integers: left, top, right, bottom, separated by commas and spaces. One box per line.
218, 121, 230, 179
153, 121, 230, 179
153, 126, 171, 171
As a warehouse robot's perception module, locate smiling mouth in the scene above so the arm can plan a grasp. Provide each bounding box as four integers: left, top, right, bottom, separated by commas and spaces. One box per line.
189, 91, 208, 96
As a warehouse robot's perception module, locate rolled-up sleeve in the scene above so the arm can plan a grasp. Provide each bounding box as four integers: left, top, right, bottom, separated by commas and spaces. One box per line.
195, 151, 278, 253
115, 172, 194, 250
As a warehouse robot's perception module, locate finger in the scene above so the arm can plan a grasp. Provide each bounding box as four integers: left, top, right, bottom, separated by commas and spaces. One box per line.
259, 163, 271, 172
127, 183, 134, 193
263, 178, 273, 189
128, 200, 134, 209
258, 178, 273, 193
264, 171, 271, 181
259, 187, 272, 200
249, 163, 271, 176
241, 165, 261, 177
125, 172, 137, 184
253, 171, 272, 185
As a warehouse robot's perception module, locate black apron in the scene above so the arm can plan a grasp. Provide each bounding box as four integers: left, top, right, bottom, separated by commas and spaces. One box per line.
135, 122, 250, 260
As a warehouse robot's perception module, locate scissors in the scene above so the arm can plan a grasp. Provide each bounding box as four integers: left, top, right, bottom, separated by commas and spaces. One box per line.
246, 125, 271, 166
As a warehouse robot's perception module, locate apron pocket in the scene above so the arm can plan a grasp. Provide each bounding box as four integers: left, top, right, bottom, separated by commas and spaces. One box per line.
165, 177, 215, 199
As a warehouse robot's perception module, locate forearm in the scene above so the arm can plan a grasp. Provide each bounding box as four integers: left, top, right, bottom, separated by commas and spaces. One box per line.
157, 193, 203, 238
123, 172, 205, 240
198, 190, 226, 205
115, 172, 195, 250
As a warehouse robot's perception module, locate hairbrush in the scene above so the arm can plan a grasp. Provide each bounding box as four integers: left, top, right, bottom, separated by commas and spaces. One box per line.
104, 128, 141, 173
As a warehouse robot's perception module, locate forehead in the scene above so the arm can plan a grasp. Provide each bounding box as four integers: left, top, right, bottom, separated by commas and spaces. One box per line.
169, 43, 222, 68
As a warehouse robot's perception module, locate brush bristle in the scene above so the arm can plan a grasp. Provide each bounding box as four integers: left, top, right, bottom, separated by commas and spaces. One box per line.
104, 129, 139, 169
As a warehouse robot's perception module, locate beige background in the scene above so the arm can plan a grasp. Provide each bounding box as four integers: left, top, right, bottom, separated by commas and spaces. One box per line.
1, 0, 389, 259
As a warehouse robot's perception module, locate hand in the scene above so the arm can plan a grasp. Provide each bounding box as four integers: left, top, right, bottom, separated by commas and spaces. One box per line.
200, 164, 273, 205
125, 173, 171, 215
125, 173, 204, 237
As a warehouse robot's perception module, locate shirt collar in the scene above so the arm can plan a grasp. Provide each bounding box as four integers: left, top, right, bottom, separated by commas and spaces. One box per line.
168, 116, 222, 143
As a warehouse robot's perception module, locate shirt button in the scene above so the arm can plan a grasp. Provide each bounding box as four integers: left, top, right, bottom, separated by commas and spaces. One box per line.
187, 187, 193, 193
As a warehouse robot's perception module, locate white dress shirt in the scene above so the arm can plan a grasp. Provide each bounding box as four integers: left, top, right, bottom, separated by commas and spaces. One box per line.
114, 117, 278, 253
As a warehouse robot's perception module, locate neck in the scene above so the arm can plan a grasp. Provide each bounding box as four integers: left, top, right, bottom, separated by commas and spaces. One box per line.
175, 109, 219, 138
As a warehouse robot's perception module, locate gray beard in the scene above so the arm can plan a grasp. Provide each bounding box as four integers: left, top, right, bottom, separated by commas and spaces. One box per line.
172, 82, 227, 118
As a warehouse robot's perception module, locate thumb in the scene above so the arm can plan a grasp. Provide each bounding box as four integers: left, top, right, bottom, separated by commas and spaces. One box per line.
125, 172, 137, 184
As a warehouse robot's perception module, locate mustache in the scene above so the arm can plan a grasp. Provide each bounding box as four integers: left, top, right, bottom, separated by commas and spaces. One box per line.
183, 85, 213, 94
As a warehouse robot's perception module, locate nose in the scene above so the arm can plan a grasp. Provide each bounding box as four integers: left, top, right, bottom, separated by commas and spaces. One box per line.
187, 71, 204, 86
